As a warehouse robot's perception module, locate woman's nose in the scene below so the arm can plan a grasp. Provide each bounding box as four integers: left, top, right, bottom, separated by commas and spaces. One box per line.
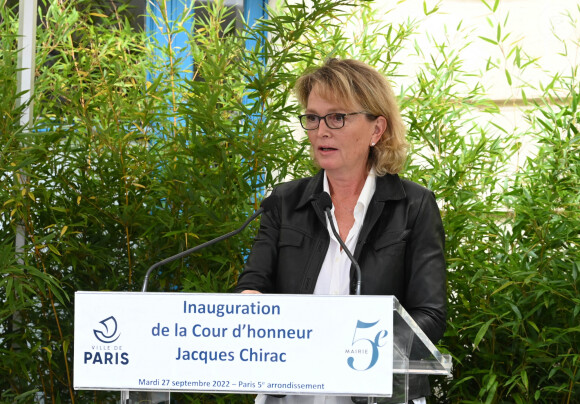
317, 118, 332, 135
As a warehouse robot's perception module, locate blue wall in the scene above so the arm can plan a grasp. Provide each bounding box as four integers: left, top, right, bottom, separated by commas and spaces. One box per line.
146, 0, 267, 81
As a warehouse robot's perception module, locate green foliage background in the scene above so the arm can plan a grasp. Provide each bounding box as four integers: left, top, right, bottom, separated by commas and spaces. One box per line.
1, 0, 578, 403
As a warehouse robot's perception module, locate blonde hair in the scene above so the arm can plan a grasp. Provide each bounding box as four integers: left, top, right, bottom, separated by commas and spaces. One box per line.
294, 58, 408, 175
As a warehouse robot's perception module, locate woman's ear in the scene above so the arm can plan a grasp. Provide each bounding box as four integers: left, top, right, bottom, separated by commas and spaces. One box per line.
371, 116, 387, 146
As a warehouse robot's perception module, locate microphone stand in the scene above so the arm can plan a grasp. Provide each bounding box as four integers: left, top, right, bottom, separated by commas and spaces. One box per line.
318, 193, 372, 402
141, 207, 265, 292
318, 192, 362, 296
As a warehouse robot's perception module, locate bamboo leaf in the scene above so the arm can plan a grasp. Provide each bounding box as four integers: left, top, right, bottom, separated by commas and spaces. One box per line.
505, 69, 512, 85
479, 36, 498, 45
491, 280, 514, 296
473, 318, 494, 350
47, 244, 61, 256
521, 370, 529, 391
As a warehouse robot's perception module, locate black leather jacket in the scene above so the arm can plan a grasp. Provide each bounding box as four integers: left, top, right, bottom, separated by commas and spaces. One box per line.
235, 170, 447, 400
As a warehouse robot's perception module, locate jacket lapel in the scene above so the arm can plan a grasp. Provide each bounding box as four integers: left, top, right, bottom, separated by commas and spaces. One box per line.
296, 170, 327, 226
354, 174, 406, 259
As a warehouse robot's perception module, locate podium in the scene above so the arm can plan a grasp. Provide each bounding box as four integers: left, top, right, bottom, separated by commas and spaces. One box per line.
73, 292, 451, 403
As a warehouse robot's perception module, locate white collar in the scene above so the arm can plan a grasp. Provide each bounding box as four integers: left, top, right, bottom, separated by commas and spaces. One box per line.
323, 169, 376, 221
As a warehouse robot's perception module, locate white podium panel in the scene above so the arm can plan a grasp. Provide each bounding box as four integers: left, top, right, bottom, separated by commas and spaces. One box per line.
74, 292, 394, 396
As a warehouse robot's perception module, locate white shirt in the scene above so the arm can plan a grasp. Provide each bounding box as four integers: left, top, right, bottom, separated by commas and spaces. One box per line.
313, 170, 376, 295
255, 170, 425, 404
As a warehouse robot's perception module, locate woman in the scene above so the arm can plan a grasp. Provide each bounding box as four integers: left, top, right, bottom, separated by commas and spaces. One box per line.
235, 58, 446, 404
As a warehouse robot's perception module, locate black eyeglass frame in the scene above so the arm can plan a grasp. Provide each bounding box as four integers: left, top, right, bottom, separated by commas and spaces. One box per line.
297, 111, 376, 130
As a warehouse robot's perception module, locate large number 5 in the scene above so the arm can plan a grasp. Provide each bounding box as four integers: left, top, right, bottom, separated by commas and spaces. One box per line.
347, 320, 388, 371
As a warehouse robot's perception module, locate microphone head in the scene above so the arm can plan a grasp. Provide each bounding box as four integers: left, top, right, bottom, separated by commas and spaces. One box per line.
259, 194, 277, 212
317, 192, 333, 211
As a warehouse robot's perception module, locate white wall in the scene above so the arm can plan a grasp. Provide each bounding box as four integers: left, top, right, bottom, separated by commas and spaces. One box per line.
385, 0, 579, 101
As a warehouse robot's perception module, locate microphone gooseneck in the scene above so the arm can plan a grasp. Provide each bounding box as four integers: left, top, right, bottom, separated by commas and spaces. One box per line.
318, 192, 362, 296
142, 195, 275, 292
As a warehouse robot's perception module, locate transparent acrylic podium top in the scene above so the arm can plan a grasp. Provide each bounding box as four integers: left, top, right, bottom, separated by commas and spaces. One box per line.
392, 297, 452, 376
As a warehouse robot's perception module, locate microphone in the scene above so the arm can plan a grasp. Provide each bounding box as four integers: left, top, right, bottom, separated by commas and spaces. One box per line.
142, 195, 276, 292
317, 192, 362, 295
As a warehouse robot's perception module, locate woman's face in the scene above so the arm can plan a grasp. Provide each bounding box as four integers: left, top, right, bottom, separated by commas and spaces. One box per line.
306, 89, 385, 179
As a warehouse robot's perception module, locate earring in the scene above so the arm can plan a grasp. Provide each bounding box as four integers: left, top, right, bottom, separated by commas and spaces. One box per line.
370, 142, 375, 147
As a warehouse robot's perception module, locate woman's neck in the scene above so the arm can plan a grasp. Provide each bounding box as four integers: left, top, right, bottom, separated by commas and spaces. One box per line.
326, 168, 369, 201
325, 168, 370, 243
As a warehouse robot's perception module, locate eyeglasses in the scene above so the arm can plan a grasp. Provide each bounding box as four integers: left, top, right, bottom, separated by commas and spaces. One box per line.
298, 112, 373, 130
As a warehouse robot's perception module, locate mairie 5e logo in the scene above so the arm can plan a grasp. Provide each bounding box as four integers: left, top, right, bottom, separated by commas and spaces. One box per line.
345, 320, 388, 371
